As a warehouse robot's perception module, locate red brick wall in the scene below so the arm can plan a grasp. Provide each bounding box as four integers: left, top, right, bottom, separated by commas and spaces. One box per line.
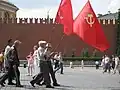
0, 18, 117, 59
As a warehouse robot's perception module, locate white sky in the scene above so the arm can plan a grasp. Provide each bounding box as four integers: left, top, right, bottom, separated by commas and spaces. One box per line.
9, 0, 120, 18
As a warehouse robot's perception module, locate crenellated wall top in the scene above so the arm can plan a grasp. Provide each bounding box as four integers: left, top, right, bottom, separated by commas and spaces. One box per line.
0, 18, 118, 25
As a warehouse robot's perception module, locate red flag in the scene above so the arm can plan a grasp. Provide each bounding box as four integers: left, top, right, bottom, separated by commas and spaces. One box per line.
73, 0, 110, 52
55, 0, 73, 35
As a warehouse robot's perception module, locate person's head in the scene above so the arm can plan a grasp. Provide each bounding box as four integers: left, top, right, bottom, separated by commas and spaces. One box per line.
112, 55, 114, 57
104, 55, 107, 57
13, 40, 21, 48
7, 39, 13, 46
38, 40, 47, 48
46, 43, 52, 50
55, 52, 58, 55
33, 45, 38, 51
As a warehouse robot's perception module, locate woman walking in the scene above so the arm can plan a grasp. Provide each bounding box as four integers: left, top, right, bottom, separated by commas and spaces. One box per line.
33, 45, 38, 75
26, 52, 34, 76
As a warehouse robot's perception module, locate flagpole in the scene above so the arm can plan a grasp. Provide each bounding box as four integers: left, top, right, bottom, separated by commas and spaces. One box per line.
47, 8, 55, 43
52, 34, 65, 52
48, 24, 55, 43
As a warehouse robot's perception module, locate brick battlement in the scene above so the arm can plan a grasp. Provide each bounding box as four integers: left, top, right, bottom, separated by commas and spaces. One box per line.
98, 19, 117, 25
0, 18, 54, 24
0, 18, 118, 25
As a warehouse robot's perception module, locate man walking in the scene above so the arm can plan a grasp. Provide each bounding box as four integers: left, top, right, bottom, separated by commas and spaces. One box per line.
103, 55, 111, 73
0, 40, 23, 87
8, 40, 23, 87
54, 52, 64, 74
0, 39, 15, 87
30, 41, 54, 88
35, 43, 60, 86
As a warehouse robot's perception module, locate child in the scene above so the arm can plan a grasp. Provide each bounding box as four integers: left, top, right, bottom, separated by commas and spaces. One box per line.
26, 52, 34, 76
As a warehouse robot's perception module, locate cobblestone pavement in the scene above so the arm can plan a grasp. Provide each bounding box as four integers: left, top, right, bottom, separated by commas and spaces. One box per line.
0, 67, 120, 90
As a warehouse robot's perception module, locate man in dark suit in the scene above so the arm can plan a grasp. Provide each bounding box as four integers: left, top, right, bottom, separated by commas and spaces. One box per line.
9, 40, 23, 87
0, 40, 23, 87
0, 39, 15, 87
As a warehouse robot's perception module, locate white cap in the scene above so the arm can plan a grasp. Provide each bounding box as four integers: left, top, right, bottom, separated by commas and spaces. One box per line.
38, 40, 47, 45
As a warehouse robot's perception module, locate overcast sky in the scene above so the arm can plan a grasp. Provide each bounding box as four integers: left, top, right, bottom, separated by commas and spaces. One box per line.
9, 0, 120, 18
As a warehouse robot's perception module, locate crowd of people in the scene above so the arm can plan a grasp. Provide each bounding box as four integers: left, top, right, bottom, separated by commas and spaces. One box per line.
101, 55, 120, 74
0, 39, 22, 87
0, 39, 120, 88
0, 39, 64, 88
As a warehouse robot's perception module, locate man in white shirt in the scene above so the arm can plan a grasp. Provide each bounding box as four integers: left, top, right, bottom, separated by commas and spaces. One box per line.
54, 52, 64, 74
54, 53, 59, 69
4, 39, 13, 69
1, 39, 15, 85
30, 41, 54, 88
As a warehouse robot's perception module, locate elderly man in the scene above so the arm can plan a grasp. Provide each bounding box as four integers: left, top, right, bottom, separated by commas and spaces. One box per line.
0, 39, 15, 87
35, 43, 60, 86
0, 40, 23, 87
30, 41, 54, 88
11, 40, 23, 87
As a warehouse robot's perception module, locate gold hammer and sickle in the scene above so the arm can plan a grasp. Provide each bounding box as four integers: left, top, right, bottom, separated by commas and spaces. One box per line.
85, 13, 95, 27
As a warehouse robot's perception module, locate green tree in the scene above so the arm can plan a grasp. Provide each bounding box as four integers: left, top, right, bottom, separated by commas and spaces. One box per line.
116, 9, 120, 56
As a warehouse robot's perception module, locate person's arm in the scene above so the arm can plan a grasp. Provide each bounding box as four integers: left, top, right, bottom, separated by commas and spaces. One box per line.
4, 46, 11, 57
7, 49, 15, 63
26, 55, 30, 60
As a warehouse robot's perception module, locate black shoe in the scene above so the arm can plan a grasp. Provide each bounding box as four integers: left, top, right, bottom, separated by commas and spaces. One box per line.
46, 85, 54, 88
8, 82, 16, 85
61, 73, 63, 74
32, 76, 35, 79
16, 85, 23, 87
36, 83, 42, 86
53, 83, 60, 86
30, 81, 35, 87
0, 83, 5, 87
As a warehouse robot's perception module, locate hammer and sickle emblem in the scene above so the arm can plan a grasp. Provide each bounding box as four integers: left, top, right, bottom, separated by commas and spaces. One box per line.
85, 13, 95, 27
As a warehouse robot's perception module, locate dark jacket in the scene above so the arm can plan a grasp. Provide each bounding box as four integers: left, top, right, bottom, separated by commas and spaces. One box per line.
7, 46, 20, 66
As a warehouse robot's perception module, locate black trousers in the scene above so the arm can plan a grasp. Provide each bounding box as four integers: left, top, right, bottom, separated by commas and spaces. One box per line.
36, 61, 57, 84
13, 65, 21, 85
54, 60, 59, 69
0, 64, 14, 84
54, 63, 63, 74
103, 63, 111, 73
47, 61, 57, 83
31, 61, 51, 86
96, 65, 99, 69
